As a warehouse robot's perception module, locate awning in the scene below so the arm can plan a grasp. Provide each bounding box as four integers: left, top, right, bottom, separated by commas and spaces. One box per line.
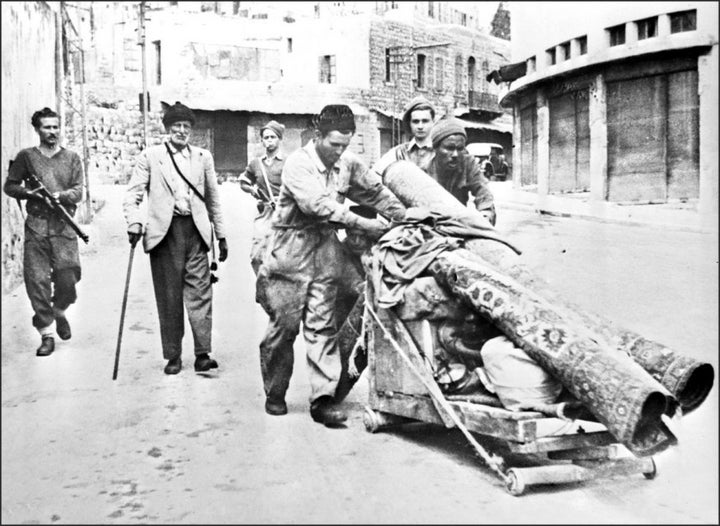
455, 117, 512, 134
159, 83, 369, 116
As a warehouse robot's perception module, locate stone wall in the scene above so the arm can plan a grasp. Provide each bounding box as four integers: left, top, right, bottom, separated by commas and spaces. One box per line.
64, 89, 165, 185
1, 2, 58, 295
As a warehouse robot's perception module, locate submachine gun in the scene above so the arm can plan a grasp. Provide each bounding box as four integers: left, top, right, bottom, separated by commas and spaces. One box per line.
23, 170, 90, 244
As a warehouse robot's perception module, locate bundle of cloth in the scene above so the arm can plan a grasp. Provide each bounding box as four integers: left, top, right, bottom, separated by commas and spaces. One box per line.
336, 160, 714, 458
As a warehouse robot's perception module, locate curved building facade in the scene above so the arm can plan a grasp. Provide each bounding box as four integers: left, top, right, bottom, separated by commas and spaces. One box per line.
501, 2, 718, 228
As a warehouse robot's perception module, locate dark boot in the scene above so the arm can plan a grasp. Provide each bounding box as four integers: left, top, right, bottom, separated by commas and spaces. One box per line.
265, 397, 288, 416
55, 316, 71, 341
194, 353, 218, 372
36, 336, 55, 357
310, 396, 347, 427
164, 357, 182, 375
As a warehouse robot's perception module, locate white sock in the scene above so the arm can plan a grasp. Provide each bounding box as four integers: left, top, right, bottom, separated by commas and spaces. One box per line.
53, 307, 67, 319
38, 323, 56, 339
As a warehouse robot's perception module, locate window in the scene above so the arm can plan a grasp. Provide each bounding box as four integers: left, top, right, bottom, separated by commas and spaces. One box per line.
428, 1, 434, 18
319, 55, 336, 83
232, 1, 239, 14
434, 57, 444, 89
460, 12, 467, 26
454, 55, 463, 93
153, 40, 161, 84
287, 38, 293, 53
385, 48, 397, 83
670, 9, 696, 33
608, 24, 626, 46
636, 17, 658, 40
527, 56, 536, 73
467, 56, 475, 91
559, 41, 571, 61
546, 47, 556, 65
576, 35, 587, 55
416, 53, 426, 88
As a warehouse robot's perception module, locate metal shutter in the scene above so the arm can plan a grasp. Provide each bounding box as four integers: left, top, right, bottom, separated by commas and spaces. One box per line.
607, 75, 667, 202
520, 105, 537, 186
667, 69, 699, 199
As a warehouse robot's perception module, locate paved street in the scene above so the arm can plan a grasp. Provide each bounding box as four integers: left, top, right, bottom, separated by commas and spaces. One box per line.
2, 182, 717, 524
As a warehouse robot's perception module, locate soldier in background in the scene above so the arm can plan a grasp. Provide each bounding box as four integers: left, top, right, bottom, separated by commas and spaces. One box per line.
239, 120, 286, 274
371, 95, 436, 177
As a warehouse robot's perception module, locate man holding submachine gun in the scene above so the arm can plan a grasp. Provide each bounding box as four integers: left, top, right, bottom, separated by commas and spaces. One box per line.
4, 107, 87, 357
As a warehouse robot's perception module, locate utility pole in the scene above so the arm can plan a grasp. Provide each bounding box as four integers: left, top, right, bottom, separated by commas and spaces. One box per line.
138, 1, 149, 149
78, 18, 92, 223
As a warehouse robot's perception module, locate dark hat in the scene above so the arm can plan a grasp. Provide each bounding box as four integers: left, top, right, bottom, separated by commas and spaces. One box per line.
402, 96, 435, 132
261, 120, 285, 139
430, 117, 467, 148
315, 104, 356, 134
162, 101, 196, 127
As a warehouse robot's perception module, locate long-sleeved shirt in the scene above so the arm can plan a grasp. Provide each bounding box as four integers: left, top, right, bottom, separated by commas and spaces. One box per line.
165, 141, 193, 216
240, 153, 285, 202
273, 141, 406, 230
4, 146, 83, 236
425, 154, 495, 213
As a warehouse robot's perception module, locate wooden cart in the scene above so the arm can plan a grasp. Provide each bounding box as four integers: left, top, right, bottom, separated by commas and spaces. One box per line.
359, 286, 657, 496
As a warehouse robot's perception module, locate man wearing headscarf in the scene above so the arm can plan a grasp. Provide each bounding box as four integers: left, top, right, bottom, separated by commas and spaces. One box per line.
426, 117, 497, 225
123, 102, 228, 375
371, 95, 436, 177
256, 104, 406, 425
239, 120, 286, 274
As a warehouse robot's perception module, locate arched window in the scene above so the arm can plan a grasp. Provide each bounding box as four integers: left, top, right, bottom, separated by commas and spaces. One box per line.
467, 56, 476, 92
417, 53, 426, 88
454, 55, 463, 93
481, 59, 490, 89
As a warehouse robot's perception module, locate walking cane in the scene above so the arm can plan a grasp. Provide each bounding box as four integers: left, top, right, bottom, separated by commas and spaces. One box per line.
112, 241, 137, 380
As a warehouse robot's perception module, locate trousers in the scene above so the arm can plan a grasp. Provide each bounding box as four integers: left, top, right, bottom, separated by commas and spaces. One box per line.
256, 227, 344, 403
149, 215, 212, 359
23, 222, 81, 330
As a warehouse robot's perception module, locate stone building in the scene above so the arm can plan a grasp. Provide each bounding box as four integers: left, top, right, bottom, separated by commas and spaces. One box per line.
499, 1, 718, 230
70, 1, 512, 182
1, 2, 68, 293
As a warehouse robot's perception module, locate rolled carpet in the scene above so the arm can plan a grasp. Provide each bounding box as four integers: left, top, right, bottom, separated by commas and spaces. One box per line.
380, 160, 714, 454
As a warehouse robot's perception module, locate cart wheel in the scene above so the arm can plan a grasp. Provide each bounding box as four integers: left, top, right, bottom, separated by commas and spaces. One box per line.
505, 469, 525, 496
363, 407, 381, 433
643, 458, 657, 480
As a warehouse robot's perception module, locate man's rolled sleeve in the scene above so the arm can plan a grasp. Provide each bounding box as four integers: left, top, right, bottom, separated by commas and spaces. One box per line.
347, 158, 406, 221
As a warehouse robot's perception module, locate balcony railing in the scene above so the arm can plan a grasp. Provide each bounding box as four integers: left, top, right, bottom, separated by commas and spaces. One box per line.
468, 90, 502, 113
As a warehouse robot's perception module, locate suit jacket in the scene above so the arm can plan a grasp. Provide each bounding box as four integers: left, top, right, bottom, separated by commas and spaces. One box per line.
123, 142, 226, 253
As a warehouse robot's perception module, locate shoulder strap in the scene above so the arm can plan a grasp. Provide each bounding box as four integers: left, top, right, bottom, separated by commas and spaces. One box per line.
164, 143, 205, 203
257, 159, 277, 206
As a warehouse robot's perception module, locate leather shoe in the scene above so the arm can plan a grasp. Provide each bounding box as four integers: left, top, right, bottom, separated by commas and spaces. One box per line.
265, 398, 288, 416
55, 316, 71, 340
310, 396, 347, 427
36, 336, 55, 357
194, 353, 218, 372
164, 357, 182, 375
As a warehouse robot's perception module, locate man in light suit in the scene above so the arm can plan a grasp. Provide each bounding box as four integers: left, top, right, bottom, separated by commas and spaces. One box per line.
123, 101, 228, 375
